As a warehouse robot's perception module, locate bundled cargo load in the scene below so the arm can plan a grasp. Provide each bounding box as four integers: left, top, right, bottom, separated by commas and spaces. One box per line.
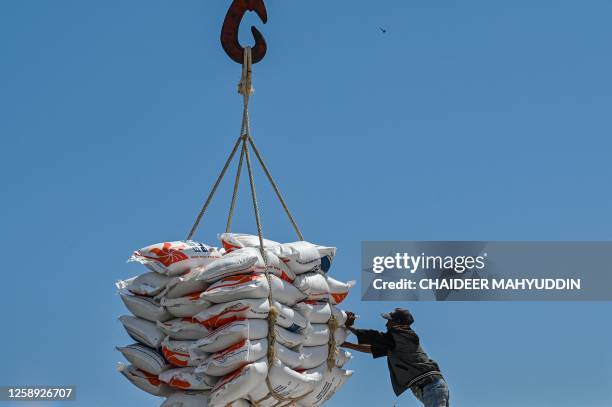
116, 234, 354, 406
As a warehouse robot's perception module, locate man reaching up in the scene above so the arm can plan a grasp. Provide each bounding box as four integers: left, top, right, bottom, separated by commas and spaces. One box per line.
341, 308, 449, 407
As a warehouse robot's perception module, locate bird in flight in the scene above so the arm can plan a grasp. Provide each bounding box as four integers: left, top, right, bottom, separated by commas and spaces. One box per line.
379, 27, 387, 34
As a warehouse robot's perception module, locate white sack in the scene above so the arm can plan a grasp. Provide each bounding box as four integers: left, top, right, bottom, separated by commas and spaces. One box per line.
247, 359, 322, 403
118, 363, 174, 397
267, 359, 322, 398
293, 301, 331, 324
326, 277, 356, 305
161, 293, 211, 318
159, 367, 218, 390
330, 306, 347, 325
275, 342, 304, 369
157, 318, 211, 341
130, 240, 221, 276
209, 359, 268, 407
303, 324, 330, 347
303, 324, 349, 347
336, 350, 352, 368
117, 343, 169, 375
299, 367, 353, 407
202, 274, 269, 303
195, 298, 269, 330
158, 268, 209, 300
120, 315, 165, 348
161, 337, 209, 367
117, 272, 170, 297
198, 248, 294, 283
269, 275, 306, 306
196, 339, 268, 377
202, 274, 305, 306
299, 345, 329, 369
272, 300, 309, 333
192, 319, 268, 353
335, 327, 349, 345
274, 324, 305, 348
218, 233, 280, 252
121, 293, 172, 322
160, 392, 210, 407
293, 272, 329, 301
270, 241, 336, 274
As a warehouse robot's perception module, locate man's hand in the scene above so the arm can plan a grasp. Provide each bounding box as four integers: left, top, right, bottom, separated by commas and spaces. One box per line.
345, 311, 356, 328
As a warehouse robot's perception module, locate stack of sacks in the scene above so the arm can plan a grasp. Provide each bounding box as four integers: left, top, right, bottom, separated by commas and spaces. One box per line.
116, 234, 355, 407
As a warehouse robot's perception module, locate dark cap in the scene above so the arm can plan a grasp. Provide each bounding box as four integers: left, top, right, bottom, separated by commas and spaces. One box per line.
381, 308, 414, 326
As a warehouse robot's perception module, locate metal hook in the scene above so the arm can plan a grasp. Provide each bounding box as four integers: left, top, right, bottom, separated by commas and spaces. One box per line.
221, 0, 268, 64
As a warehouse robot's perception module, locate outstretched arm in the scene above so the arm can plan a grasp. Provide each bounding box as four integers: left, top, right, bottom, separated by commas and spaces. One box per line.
341, 341, 372, 354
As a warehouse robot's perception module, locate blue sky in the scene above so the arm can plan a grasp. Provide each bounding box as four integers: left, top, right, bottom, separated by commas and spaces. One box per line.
1, 1, 611, 406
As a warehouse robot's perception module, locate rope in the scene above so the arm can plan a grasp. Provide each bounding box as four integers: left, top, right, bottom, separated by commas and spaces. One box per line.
247, 137, 304, 241
327, 314, 340, 371
225, 138, 246, 232
186, 134, 242, 240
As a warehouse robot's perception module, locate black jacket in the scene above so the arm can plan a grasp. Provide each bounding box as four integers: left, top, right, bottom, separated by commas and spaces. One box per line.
353, 326, 442, 396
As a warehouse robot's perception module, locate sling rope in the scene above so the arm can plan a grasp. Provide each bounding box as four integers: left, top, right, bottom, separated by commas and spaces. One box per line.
225, 140, 246, 233
186, 134, 242, 240
187, 47, 336, 403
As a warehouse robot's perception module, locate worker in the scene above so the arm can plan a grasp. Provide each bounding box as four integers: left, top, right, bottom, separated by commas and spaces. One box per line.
341, 308, 449, 407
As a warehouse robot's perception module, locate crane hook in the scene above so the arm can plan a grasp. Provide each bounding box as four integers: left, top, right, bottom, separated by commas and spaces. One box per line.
221, 0, 268, 64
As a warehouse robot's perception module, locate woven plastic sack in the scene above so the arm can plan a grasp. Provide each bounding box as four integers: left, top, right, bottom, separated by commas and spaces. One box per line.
264, 359, 322, 399
330, 305, 348, 325
118, 363, 174, 397
293, 301, 331, 324
208, 359, 268, 407
120, 315, 165, 348
198, 248, 294, 283
202, 274, 305, 306
160, 392, 209, 407
196, 339, 267, 376
326, 276, 356, 304
157, 268, 209, 300
117, 272, 170, 297
157, 318, 211, 341
218, 233, 281, 252
195, 298, 270, 330
202, 274, 269, 303
191, 318, 303, 350
303, 324, 330, 347
336, 350, 352, 368
299, 345, 329, 369
161, 293, 211, 318
191, 318, 268, 353
159, 367, 219, 390
120, 293, 172, 322
161, 337, 209, 367
293, 272, 330, 301
130, 240, 221, 276
273, 300, 310, 333
298, 367, 353, 407
116, 343, 169, 375
270, 241, 336, 274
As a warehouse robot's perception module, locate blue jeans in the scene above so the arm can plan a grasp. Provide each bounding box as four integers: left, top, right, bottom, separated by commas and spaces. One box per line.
411, 376, 450, 407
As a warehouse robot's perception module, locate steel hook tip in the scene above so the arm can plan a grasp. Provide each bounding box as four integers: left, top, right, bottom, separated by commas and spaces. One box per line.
221, 0, 268, 64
